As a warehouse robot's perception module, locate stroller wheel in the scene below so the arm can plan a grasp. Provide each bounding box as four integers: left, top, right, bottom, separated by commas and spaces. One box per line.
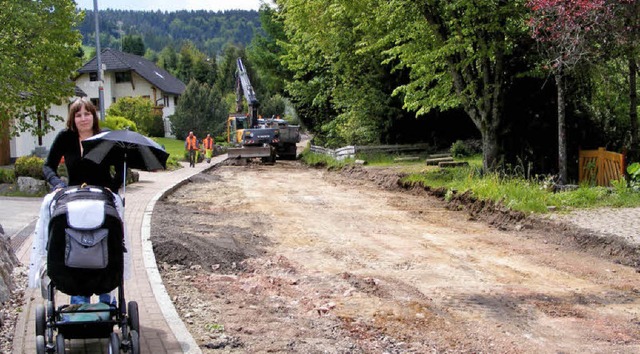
56, 333, 65, 353
129, 330, 140, 354
35, 304, 45, 337
127, 301, 140, 334
109, 332, 120, 354
36, 335, 45, 354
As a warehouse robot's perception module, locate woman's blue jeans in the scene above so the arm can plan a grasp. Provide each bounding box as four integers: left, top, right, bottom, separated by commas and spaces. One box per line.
70, 293, 113, 305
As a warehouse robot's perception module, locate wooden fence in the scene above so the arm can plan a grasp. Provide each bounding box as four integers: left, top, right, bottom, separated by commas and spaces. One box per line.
578, 147, 625, 187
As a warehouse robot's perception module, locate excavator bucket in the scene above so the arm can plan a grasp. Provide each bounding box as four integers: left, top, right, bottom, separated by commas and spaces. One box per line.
227, 146, 274, 159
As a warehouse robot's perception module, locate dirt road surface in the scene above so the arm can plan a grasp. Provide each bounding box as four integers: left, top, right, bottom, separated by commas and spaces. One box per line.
151, 161, 640, 353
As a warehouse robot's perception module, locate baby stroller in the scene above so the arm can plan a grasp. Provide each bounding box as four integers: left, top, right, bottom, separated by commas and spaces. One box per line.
34, 185, 140, 354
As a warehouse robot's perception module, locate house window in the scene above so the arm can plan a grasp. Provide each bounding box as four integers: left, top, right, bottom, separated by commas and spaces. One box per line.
115, 71, 132, 83
164, 95, 170, 107
174, 96, 178, 106
112, 97, 116, 103
89, 72, 98, 81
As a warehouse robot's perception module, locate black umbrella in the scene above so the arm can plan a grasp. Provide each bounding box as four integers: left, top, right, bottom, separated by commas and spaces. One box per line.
82, 129, 169, 198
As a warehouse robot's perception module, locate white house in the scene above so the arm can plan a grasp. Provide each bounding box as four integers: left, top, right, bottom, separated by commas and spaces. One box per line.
4, 48, 185, 163
75, 48, 186, 137
6, 87, 88, 163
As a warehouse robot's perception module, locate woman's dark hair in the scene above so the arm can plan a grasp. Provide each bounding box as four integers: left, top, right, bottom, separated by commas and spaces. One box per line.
66, 98, 101, 135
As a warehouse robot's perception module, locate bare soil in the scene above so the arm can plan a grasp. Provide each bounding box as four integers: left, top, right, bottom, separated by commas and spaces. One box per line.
150, 160, 640, 353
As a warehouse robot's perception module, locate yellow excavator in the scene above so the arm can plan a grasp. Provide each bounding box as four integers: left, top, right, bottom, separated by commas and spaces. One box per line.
226, 58, 277, 162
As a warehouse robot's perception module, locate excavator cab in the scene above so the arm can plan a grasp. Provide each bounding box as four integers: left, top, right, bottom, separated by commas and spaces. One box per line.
227, 114, 276, 161
227, 114, 248, 145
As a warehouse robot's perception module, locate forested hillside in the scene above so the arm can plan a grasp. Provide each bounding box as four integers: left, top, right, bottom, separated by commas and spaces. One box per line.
77, 9, 261, 56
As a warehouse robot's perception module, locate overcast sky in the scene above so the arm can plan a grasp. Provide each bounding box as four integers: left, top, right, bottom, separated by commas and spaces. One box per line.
74, 0, 264, 12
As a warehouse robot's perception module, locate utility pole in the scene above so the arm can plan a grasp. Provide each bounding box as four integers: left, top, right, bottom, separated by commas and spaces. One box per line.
93, 0, 105, 121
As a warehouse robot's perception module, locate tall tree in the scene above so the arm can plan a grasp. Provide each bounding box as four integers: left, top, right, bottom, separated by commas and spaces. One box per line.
277, 0, 408, 146
169, 80, 229, 139
0, 0, 83, 136
248, 4, 289, 96
177, 43, 195, 83
528, 0, 613, 183
158, 44, 179, 74
612, 0, 640, 152
122, 35, 145, 56
217, 45, 252, 94
380, 0, 529, 171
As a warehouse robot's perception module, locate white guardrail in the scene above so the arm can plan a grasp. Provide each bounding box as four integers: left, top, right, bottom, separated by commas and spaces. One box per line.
309, 144, 431, 160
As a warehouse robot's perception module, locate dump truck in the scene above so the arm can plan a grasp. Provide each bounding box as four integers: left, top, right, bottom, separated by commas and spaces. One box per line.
262, 118, 301, 160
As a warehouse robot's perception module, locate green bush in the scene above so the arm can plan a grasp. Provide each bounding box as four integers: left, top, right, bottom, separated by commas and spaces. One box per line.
15, 156, 45, 179
147, 113, 166, 137
0, 168, 16, 183
166, 155, 181, 170
102, 116, 138, 132
450, 139, 482, 158
106, 96, 155, 135
300, 149, 349, 169
627, 162, 640, 190
450, 140, 471, 158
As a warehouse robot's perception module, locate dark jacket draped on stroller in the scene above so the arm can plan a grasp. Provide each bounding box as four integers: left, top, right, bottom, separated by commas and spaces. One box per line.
46, 186, 125, 296
29, 185, 140, 354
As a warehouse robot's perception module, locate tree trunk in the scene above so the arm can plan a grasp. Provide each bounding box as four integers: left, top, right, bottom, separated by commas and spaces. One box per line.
556, 71, 567, 185
630, 57, 638, 148
481, 124, 499, 172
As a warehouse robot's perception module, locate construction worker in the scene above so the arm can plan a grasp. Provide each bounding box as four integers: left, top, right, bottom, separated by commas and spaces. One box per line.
203, 133, 215, 163
185, 131, 198, 167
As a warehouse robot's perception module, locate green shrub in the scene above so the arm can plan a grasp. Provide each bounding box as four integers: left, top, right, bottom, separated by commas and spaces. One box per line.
147, 113, 165, 137
627, 162, 640, 190
300, 150, 349, 169
450, 139, 482, 158
102, 116, 138, 132
0, 168, 16, 183
15, 156, 44, 179
450, 140, 471, 158
166, 155, 181, 170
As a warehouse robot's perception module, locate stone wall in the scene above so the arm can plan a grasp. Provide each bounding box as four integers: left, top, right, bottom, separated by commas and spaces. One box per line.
0, 226, 19, 303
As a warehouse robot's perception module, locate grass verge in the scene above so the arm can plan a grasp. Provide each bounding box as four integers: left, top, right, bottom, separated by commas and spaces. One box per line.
303, 152, 640, 214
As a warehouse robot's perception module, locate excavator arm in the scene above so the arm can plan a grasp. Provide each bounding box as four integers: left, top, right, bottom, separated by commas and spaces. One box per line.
235, 58, 259, 128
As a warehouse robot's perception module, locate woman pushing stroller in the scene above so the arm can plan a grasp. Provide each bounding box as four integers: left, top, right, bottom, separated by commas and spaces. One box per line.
30, 98, 123, 305
28, 98, 140, 354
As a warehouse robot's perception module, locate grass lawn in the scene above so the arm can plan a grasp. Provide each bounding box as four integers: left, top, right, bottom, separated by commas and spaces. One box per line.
153, 137, 184, 157
302, 150, 640, 214
153, 137, 185, 169
401, 156, 640, 213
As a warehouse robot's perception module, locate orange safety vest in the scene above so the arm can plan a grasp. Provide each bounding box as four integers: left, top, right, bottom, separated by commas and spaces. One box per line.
185, 135, 198, 150
203, 137, 214, 150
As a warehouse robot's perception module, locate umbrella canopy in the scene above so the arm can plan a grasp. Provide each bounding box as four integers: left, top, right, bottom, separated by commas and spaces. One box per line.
82, 129, 169, 171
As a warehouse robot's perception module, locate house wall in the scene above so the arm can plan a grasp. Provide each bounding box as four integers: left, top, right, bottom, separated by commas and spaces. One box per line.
10, 101, 72, 160
8, 64, 183, 161
111, 72, 154, 105
76, 72, 178, 119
